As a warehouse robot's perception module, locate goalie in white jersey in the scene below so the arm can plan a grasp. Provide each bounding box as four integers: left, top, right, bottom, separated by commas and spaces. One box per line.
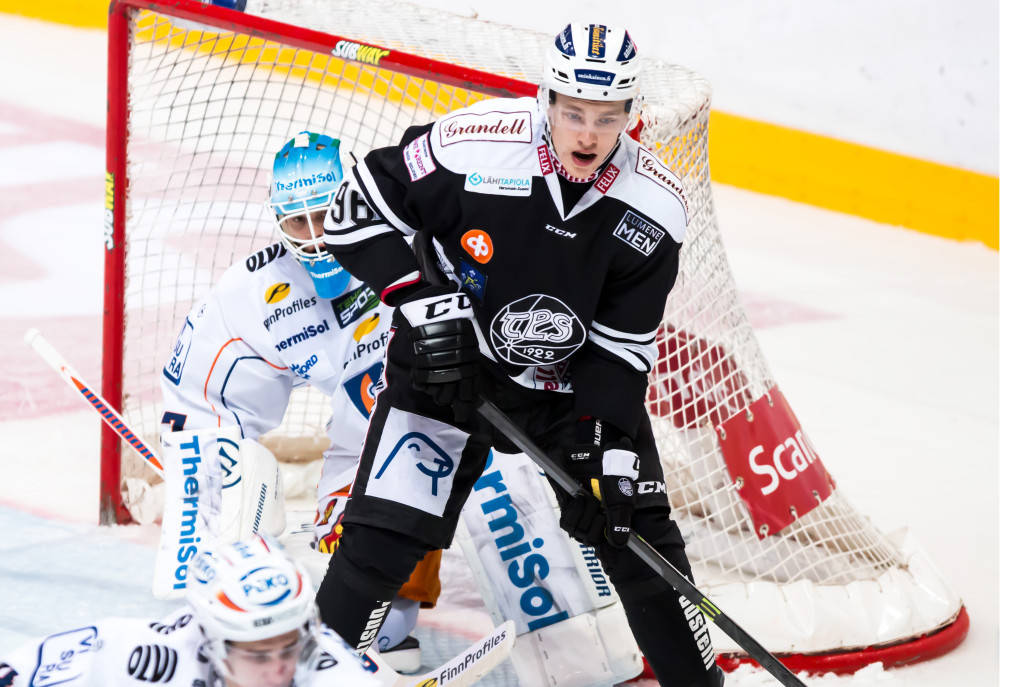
0, 534, 380, 687
155, 131, 643, 685
154, 131, 433, 670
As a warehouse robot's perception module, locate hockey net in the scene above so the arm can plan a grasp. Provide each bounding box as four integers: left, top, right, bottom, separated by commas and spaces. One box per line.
104, 0, 967, 675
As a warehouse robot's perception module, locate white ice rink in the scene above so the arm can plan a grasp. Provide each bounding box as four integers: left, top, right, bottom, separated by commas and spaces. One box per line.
0, 14, 999, 687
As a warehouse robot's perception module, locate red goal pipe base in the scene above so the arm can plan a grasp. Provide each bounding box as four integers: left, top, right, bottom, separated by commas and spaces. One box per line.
634, 605, 969, 680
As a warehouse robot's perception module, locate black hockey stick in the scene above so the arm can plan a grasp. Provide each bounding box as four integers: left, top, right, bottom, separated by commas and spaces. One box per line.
476, 398, 808, 687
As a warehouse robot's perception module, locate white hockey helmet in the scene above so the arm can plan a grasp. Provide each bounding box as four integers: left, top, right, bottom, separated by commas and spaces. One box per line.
186, 533, 321, 681
540, 23, 642, 104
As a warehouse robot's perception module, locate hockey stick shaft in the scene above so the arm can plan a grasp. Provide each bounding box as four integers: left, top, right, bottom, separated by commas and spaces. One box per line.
24, 328, 164, 477
476, 399, 807, 687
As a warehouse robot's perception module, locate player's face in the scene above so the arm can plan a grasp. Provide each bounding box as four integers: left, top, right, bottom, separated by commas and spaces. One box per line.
280, 209, 327, 253
549, 93, 630, 178
223, 629, 306, 687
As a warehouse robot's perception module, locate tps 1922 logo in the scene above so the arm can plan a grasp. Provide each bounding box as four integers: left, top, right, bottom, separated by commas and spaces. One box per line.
489, 294, 585, 366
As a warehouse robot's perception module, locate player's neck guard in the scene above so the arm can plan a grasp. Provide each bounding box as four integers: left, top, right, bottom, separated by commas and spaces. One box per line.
302, 252, 352, 299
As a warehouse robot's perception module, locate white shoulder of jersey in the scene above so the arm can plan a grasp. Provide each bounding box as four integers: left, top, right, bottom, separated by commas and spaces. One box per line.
2, 608, 206, 687
607, 137, 690, 242
215, 242, 309, 308
428, 96, 541, 174
211, 244, 323, 344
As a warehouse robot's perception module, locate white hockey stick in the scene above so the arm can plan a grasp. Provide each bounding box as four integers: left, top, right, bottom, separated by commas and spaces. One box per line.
363, 620, 515, 687
24, 328, 164, 477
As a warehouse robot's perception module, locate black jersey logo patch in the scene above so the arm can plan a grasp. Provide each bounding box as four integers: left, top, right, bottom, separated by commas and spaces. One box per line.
613, 210, 665, 256
489, 294, 586, 365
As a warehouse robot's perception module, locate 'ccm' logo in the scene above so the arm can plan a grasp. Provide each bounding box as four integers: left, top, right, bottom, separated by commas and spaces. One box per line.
544, 224, 576, 239
400, 293, 472, 327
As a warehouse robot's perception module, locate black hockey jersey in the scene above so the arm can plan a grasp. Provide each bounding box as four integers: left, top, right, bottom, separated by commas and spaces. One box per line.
323, 96, 689, 436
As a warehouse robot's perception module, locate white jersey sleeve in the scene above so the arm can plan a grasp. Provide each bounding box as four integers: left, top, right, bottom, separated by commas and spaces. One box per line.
159, 260, 295, 439
0, 608, 207, 687
0, 608, 379, 687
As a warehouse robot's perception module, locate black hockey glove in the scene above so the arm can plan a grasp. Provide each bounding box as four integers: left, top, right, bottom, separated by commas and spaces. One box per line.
559, 418, 640, 548
396, 284, 480, 421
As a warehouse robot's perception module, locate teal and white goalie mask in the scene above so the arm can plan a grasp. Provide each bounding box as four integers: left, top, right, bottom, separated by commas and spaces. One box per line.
268, 131, 352, 299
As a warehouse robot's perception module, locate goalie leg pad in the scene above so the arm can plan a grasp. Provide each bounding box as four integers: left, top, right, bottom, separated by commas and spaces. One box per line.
219, 437, 285, 542
152, 428, 229, 599
510, 603, 642, 687
457, 450, 642, 686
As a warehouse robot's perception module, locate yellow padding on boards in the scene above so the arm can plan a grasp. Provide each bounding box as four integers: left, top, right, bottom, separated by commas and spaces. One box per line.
0, 0, 107, 29
134, 15, 487, 118
710, 111, 999, 249
1, 3, 999, 249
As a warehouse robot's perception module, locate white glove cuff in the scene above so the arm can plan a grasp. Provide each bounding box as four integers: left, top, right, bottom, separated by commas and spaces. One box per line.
603, 448, 639, 480
398, 292, 473, 327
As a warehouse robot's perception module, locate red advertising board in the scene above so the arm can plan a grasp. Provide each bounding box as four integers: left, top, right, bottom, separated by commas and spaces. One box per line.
716, 386, 836, 538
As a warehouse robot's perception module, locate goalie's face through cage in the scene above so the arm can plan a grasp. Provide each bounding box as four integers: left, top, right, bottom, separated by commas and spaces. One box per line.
268, 132, 352, 299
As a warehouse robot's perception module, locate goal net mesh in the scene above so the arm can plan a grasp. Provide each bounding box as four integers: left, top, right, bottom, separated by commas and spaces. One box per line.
107, 0, 963, 664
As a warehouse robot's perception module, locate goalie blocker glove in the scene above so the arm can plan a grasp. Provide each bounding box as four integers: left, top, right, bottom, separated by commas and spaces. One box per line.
396, 284, 480, 421
561, 417, 640, 548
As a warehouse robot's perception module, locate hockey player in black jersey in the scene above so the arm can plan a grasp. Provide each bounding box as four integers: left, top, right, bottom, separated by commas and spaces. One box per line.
318, 22, 724, 686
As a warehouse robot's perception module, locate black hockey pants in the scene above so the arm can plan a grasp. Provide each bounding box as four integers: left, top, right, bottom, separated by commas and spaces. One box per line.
316, 342, 723, 686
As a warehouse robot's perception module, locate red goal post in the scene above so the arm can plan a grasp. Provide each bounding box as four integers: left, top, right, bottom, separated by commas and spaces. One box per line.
103, 0, 968, 674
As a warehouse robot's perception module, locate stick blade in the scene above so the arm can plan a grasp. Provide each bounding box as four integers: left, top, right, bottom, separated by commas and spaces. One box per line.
403, 620, 515, 687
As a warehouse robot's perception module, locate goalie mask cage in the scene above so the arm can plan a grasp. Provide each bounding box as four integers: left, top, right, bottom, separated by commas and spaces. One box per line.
104, 0, 968, 675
